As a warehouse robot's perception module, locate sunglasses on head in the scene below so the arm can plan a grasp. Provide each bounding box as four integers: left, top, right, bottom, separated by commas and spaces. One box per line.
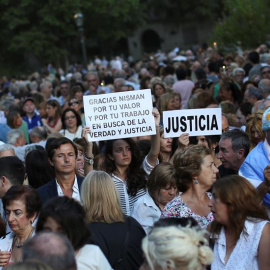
69, 101, 79, 106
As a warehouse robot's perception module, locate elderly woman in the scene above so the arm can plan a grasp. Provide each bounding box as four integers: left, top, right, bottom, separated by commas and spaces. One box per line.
60, 108, 83, 140
209, 175, 270, 269
141, 226, 213, 270
6, 110, 29, 144
161, 145, 219, 229
131, 163, 178, 234
36, 196, 111, 270
81, 170, 146, 270
0, 186, 41, 268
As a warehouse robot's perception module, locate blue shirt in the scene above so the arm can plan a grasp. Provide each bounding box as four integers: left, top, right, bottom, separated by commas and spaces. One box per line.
23, 113, 43, 132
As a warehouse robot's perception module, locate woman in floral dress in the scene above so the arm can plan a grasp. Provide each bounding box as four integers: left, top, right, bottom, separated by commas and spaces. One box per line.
161, 144, 219, 229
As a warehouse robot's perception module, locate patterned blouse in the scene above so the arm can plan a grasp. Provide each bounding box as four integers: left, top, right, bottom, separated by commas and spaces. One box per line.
161, 192, 214, 229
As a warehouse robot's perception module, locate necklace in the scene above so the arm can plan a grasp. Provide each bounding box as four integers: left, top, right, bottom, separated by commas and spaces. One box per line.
14, 227, 34, 248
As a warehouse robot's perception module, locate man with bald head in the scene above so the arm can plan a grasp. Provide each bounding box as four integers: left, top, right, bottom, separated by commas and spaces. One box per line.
114, 78, 130, 92
23, 232, 77, 270
40, 81, 54, 101
259, 79, 270, 99
84, 72, 110, 95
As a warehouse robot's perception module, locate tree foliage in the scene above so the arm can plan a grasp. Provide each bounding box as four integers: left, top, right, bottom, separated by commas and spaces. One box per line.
146, 0, 224, 23
212, 0, 270, 49
0, 0, 145, 69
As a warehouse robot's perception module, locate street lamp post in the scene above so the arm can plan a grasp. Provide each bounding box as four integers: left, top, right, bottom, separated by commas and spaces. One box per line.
74, 12, 88, 69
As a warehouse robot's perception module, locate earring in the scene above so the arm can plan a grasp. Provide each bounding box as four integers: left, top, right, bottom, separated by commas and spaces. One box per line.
194, 180, 199, 184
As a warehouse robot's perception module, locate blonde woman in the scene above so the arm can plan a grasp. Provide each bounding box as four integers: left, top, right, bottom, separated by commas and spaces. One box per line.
245, 111, 265, 150
81, 170, 146, 270
140, 226, 213, 270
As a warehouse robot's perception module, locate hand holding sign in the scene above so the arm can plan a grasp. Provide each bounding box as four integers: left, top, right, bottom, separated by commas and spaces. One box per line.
152, 108, 160, 127
178, 133, 189, 147
82, 127, 93, 143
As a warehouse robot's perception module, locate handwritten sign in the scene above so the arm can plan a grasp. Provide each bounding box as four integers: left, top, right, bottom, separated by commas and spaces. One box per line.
163, 108, 222, 138
83, 89, 156, 141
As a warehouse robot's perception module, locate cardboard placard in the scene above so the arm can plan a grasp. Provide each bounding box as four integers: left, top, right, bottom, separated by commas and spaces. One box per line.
83, 89, 156, 141
163, 108, 222, 138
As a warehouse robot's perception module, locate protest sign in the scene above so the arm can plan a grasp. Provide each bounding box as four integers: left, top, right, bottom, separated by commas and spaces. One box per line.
163, 108, 222, 138
83, 89, 156, 141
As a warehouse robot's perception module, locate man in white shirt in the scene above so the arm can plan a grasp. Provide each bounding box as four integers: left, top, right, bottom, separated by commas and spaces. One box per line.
37, 137, 83, 204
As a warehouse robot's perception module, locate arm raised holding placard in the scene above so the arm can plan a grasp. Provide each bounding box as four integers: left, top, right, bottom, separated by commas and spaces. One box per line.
146, 108, 160, 167
169, 133, 190, 164
82, 127, 94, 175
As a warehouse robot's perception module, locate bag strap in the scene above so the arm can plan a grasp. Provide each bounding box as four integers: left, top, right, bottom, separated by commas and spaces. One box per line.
114, 217, 131, 268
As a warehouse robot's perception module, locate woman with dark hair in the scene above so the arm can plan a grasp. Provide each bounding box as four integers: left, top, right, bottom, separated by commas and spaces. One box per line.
151, 81, 166, 107
161, 145, 219, 229
0, 186, 41, 268
70, 84, 84, 103
173, 92, 182, 110
159, 126, 189, 163
81, 170, 146, 270
105, 137, 149, 215
36, 196, 111, 270
189, 135, 221, 168
42, 100, 62, 133
60, 108, 82, 140
236, 102, 252, 128
209, 175, 270, 269
131, 163, 178, 234
218, 77, 243, 106
68, 97, 85, 126
83, 109, 160, 215
73, 142, 85, 177
25, 149, 55, 189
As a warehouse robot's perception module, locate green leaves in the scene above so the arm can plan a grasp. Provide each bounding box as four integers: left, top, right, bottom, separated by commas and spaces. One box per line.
0, 0, 145, 69
212, 0, 270, 49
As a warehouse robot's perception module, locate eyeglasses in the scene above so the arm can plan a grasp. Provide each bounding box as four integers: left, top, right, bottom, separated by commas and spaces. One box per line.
69, 101, 79, 106
65, 115, 76, 121
262, 70, 270, 75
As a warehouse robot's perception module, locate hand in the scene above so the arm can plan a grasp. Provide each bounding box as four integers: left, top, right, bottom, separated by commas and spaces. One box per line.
0, 251, 11, 266
76, 168, 85, 177
81, 127, 92, 144
152, 108, 160, 127
41, 118, 46, 125
263, 165, 270, 187
178, 133, 189, 147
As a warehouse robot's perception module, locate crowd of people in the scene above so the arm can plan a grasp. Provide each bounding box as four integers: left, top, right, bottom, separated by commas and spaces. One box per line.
0, 43, 270, 269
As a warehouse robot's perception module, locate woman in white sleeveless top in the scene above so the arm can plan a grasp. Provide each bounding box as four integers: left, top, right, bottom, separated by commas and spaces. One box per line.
209, 175, 270, 270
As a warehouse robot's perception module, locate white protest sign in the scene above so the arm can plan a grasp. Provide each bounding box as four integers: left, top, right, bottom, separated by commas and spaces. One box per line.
163, 108, 222, 138
83, 89, 156, 141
